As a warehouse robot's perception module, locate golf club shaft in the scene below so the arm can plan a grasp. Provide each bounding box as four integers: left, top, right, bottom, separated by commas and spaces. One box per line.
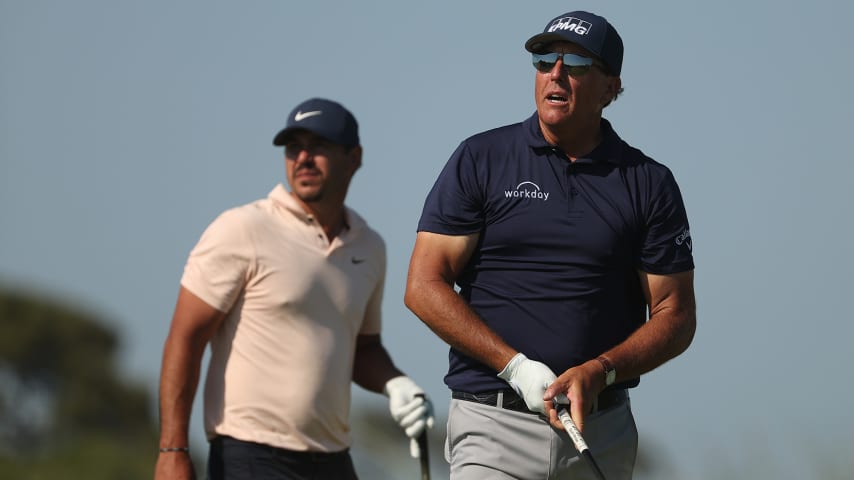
414, 393, 430, 480
417, 430, 430, 480
557, 405, 607, 480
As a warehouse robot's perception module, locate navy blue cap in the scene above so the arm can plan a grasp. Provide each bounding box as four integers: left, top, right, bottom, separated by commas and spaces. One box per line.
525, 11, 624, 76
273, 98, 360, 147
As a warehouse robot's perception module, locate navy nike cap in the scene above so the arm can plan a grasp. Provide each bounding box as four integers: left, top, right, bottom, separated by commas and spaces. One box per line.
273, 98, 360, 147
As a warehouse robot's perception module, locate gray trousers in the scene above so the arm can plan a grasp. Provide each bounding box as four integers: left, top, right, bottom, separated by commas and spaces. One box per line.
445, 396, 637, 479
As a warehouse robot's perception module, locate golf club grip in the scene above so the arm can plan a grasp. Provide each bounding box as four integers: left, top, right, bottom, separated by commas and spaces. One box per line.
557, 406, 607, 480
557, 406, 590, 452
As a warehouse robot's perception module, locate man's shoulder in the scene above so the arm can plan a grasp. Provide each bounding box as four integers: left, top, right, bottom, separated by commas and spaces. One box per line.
609, 140, 685, 201
612, 136, 673, 174
601, 119, 669, 172
209, 196, 274, 230
466, 121, 526, 145
452, 121, 533, 166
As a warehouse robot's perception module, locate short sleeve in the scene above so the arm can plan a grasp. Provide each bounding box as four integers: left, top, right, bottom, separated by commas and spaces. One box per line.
639, 170, 694, 274
180, 208, 254, 312
417, 141, 486, 235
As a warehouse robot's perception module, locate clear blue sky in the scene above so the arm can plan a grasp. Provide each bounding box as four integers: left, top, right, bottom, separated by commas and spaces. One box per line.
3, 1, 853, 478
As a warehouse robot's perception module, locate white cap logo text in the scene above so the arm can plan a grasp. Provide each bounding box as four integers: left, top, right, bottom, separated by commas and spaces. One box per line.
548, 17, 592, 36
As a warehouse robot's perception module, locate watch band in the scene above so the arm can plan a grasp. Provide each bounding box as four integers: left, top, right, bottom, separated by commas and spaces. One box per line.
596, 356, 616, 386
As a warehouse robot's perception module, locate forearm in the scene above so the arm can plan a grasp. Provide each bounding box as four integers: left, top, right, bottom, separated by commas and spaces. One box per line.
352, 335, 404, 393
157, 331, 207, 448
601, 297, 696, 384
404, 277, 516, 373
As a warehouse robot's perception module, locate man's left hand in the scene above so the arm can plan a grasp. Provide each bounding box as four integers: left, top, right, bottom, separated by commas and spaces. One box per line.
384, 375, 435, 458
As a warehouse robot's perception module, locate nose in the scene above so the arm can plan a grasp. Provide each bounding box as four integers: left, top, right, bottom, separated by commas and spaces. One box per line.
296, 147, 311, 160
549, 57, 565, 80
295, 149, 317, 169
288, 145, 315, 164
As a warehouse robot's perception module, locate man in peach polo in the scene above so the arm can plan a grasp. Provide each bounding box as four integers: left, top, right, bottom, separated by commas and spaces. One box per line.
155, 98, 433, 480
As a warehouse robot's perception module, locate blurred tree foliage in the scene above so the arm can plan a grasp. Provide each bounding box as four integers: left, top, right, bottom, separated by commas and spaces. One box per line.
0, 287, 159, 479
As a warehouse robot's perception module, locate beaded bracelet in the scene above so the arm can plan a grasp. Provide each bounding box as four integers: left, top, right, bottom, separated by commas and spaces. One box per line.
159, 447, 190, 453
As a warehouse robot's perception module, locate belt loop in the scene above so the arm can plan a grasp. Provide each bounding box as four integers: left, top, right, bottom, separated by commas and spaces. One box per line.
496, 391, 504, 408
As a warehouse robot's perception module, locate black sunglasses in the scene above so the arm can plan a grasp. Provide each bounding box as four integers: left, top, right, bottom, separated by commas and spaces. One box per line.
531, 52, 603, 76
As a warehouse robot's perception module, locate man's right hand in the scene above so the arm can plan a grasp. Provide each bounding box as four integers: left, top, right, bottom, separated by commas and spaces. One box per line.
154, 451, 195, 480
497, 352, 557, 415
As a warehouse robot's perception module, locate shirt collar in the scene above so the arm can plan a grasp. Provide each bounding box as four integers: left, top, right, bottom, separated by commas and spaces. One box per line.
268, 184, 362, 232
523, 113, 624, 165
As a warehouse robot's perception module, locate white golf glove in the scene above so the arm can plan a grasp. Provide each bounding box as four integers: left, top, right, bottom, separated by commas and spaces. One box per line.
497, 352, 556, 415
384, 375, 435, 458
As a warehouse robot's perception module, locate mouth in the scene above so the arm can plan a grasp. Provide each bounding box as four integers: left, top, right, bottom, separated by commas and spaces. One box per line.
295, 166, 320, 176
294, 169, 321, 183
546, 93, 569, 104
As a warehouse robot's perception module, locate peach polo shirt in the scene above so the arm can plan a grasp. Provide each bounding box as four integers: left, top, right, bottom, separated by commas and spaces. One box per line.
181, 184, 385, 452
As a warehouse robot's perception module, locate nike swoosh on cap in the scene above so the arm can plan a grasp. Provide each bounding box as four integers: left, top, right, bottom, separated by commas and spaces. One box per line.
294, 110, 322, 121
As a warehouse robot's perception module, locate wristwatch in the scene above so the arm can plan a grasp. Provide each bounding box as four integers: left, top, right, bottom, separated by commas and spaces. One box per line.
596, 356, 616, 386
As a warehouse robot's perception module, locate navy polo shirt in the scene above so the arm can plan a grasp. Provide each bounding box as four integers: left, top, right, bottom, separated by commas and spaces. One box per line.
417, 113, 694, 393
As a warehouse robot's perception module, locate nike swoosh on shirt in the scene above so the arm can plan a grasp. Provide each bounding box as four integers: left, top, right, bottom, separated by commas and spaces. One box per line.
294, 110, 322, 121
351, 257, 366, 264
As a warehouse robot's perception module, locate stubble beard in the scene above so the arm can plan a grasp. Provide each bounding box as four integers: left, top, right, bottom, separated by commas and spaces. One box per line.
294, 186, 324, 204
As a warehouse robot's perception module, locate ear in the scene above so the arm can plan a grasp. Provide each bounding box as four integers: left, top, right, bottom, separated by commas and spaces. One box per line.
348, 145, 363, 173
603, 76, 622, 105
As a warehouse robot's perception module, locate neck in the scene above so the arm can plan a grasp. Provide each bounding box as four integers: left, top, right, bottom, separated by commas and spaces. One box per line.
291, 193, 348, 241
541, 117, 603, 161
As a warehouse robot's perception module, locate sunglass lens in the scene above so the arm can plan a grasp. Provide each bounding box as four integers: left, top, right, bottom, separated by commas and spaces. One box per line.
560, 54, 593, 68
531, 53, 594, 76
532, 52, 559, 72
533, 60, 556, 72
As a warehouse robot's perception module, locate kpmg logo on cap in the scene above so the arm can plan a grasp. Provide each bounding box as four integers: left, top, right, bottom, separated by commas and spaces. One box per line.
548, 17, 592, 35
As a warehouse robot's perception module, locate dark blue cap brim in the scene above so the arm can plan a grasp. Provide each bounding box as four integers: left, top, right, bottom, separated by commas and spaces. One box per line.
525, 33, 583, 53
272, 97, 360, 147
273, 127, 313, 146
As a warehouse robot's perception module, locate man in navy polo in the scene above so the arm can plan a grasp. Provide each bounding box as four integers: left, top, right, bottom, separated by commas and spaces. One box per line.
404, 10, 696, 479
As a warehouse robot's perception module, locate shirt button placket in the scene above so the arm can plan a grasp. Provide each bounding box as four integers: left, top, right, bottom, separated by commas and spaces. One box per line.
566, 164, 578, 212
306, 216, 327, 248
